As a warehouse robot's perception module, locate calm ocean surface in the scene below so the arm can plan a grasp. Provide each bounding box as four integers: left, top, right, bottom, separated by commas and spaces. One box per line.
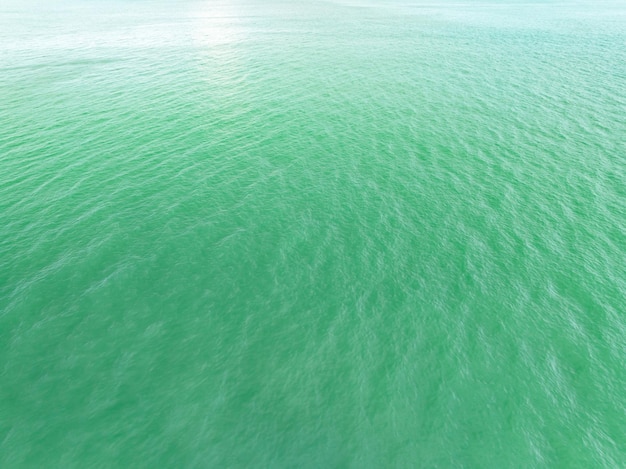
1, 0, 625, 466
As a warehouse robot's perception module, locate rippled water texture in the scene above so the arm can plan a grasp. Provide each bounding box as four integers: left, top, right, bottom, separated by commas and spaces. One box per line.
1, 0, 626, 466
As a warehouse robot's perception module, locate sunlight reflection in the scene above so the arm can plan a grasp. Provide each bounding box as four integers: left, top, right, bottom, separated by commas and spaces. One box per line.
190, 2, 247, 47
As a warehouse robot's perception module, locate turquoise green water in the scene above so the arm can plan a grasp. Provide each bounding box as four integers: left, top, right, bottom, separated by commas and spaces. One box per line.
1, 0, 626, 466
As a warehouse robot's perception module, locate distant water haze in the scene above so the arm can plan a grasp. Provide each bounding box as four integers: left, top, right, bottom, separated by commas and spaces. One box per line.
1, 0, 625, 466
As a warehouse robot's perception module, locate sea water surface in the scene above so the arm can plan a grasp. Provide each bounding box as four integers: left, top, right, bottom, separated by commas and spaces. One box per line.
1, 0, 626, 466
